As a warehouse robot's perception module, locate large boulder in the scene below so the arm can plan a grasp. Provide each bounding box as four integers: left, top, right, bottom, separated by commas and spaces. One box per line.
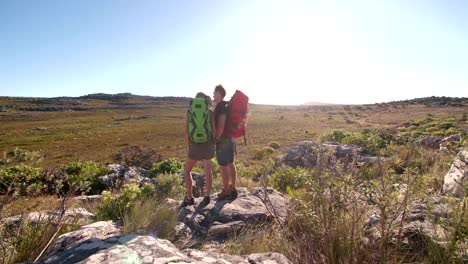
443, 149, 468, 197
40, 221, 291, 264
173, 187, 289, 245
281, 141, 375, 169
177, 187, 289, 244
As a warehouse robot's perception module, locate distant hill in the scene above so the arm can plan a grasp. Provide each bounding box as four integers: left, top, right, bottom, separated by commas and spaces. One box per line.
303, 101, 336, 106
0, 93, 191, 112
375, 96, 468, 107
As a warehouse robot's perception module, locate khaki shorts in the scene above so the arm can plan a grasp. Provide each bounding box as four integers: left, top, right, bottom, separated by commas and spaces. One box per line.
216, 137, 236, 166
188, 141, 215, 160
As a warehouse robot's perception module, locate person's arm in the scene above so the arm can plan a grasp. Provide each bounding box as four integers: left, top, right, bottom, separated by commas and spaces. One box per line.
216, 113, 226, 142
211, 111, 216, 141
184, 111, 191, 145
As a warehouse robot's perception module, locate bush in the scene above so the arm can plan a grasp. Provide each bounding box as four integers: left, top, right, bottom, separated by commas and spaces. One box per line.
96, 184, 142, 221
151, 174, 184, 200
113, 145, 162, 170
0, 148, 42, 168
123, 199, 177, 239
270, 166, 309, 193
320, 130, 351, 143
320, 128, 393, 153
254, 147, 275, 160
0, 166, 44, 196
150, 158, 183, 176
269, 142, 281, 150
96, 176, 183, 222
62, 161, 110, 195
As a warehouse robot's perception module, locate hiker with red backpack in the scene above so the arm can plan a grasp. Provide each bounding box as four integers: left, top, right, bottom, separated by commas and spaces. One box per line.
213, 85, 249, 200
181, 92, 215, 207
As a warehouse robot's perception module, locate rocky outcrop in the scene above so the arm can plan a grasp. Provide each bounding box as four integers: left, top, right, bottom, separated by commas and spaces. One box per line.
414, 134, 462, 150
443, 149, 468, 197
177, 187, 289, 244
98, 164, 154, 189
281, 141, 376, 169
39, 221, 291, 264
413, 136, 443, 149
364, 195, 467, 260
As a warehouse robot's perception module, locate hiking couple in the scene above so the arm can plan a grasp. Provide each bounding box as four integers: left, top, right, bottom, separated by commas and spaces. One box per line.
181, 85, 238, 207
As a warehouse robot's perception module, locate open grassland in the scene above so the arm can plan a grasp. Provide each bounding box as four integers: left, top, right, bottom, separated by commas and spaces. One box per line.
1, 95, 468, 263
1, 96, 467, 169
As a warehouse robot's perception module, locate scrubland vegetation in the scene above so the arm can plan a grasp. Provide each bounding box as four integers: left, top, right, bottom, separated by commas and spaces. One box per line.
0, 95, 467, 263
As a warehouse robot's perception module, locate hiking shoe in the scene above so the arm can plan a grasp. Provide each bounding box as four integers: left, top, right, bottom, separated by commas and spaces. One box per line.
217, 190, 231, 200
181, 196, 194, 207
229, 186, 238, 200
201, 195, 211, 205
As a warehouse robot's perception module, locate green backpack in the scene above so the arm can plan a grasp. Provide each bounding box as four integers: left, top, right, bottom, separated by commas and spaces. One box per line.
188, 97, 212, 143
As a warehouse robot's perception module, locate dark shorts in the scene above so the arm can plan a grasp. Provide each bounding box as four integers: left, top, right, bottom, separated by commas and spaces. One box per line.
188, 141, 215, 161
216, 137, 236, 166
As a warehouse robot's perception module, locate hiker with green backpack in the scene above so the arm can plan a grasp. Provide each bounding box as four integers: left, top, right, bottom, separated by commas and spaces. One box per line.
181, 92, 215, 207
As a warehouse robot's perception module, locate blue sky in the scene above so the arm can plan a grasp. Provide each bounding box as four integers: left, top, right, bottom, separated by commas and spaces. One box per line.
0, 0, 467, 105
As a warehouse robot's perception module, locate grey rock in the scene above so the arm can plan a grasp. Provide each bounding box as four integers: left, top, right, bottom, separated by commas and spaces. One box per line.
281, 141, 375, 169
40, 224, 291, 263
441, 134, 461, 144
184, 249, 292, 263
443, 149, 467, 197
98, 164, 153, 188
363, 195, 462, 256
177, 187, 289, 244
40, 221, 121, 262
74, 195, 102, 204
414, 136, 443, 149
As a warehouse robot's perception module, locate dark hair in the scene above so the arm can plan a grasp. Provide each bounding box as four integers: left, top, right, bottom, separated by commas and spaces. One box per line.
195, 92, 207, 98
195, 92, 213, 107
215, 84, 226, 98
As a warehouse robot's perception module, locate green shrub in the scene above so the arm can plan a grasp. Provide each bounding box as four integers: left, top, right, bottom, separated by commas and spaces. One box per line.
152, 173, 184, 200
96, 184, 142, 221
0, 148, 42, 168
321, 128, 393, 153
269, 142, 281, 150
0, 166, 44, 196
123, 199, 177, 239
96, 176, 183, 222
62, 161, 110, 195
254, 147, 275, 160
270, 166, 309, 193
151, 158, 183, 176
320, 130, 351, 143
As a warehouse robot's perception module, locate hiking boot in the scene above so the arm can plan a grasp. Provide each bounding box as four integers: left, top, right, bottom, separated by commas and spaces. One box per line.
229, 186, 238, 200
201, 195, 211, 205
181, 196, 194, 207
217, 190, 231, 200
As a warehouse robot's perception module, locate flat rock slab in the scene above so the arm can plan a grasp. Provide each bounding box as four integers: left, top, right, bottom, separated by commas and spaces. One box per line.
178, 187, 289, 243
40, 221, 291, 264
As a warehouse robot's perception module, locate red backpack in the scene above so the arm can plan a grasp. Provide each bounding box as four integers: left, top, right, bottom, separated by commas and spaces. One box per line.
225, 90, 249, 144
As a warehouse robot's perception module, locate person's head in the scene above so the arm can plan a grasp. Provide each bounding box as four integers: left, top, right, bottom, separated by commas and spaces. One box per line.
195, 92, 213, 107
213, 84, 226, 102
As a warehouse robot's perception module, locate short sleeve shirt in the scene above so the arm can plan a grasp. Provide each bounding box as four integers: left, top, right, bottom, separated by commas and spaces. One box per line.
214, 101, 229, 136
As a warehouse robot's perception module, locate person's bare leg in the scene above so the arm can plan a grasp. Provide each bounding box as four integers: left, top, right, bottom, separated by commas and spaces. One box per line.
184, 159, 197, 198
220, 165, 230, 192
203, 159, 213, 196
228, 163, 237, 188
